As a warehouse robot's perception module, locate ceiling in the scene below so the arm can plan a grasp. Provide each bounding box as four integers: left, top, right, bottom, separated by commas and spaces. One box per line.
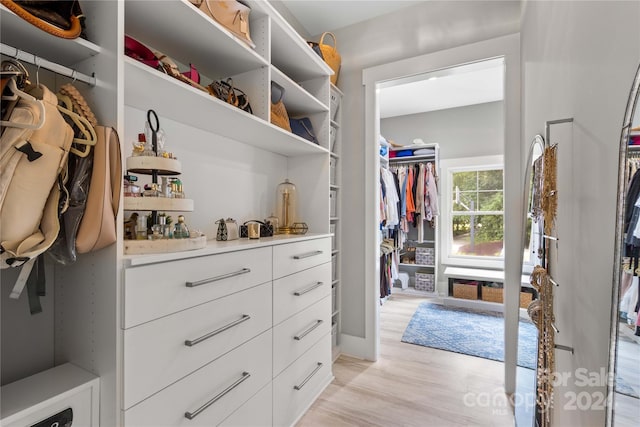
279, 0, 422, 36
379, 58, 505, 118
279, 2, 505, 118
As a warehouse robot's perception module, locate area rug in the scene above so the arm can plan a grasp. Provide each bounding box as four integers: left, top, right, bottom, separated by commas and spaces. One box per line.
400, 302, 538, 369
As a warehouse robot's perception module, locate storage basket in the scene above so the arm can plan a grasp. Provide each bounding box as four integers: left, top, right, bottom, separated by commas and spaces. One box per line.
330, 124, 337, 152
481, 286, 503, 303
330, 90, 341, 121
415, 272, 435, 292
453, 282, 478, 300
415, 247, 435, 265
520, 291, 533, 309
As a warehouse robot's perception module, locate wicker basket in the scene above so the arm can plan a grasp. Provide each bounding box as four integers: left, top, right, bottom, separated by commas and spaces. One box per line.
453, 283, 478, 300
482, 286, 504, 303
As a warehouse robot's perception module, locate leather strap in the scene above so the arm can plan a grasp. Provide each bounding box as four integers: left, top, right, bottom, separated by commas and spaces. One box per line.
0, 0, 82, 39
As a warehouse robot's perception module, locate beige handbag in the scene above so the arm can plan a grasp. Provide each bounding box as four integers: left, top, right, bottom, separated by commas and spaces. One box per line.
270, 81, 291, 132
192, 0, 255, 48
75, 126, 122, 254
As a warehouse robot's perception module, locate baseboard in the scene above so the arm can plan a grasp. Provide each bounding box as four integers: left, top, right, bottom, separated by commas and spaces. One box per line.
339, 333, 374, 360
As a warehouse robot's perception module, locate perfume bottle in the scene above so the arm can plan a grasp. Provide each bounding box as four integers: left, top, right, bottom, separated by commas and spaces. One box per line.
136, 214, 148, 240
171, 178, 185, 199
173, 215, 189, 239
143, 183, 161, 197
124, 175, 140, 197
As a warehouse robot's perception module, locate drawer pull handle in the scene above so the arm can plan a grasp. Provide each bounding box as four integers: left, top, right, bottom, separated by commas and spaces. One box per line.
294, 319, 323, 341
294, 281, 323, 296
185, 268, 251, 288
294, 362, 323, 391
293, 250, 323, 260
185, 315, 251, 347
185, 371, 251, 420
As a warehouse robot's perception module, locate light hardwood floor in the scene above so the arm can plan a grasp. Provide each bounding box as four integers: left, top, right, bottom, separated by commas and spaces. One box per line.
297, 294, 517, 427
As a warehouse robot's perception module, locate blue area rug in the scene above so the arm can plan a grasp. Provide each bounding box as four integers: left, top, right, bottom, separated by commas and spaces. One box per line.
401, 302, 537, 369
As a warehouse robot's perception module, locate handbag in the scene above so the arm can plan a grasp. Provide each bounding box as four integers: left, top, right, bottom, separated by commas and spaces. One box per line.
209, 78, 252, 114
289, 117, 318, 145
154, 51, 209, 94
239, 220, 274, 238
75, 126, 122, 254
270, 81, 291, 132
125, 35, 161, 69
216, 217, 239, 241
317, 32, 341, 85
0, 0, 86, 39
190, 0, 255, 49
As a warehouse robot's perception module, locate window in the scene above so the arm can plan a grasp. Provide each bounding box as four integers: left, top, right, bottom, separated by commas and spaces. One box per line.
441, 156, 504, 268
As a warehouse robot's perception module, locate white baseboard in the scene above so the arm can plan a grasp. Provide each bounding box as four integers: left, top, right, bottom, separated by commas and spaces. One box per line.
339, 333, 374, 361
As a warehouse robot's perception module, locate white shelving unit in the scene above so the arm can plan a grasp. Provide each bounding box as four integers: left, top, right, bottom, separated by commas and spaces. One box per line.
329, 84, 343, 361
388, 144, 440, 296
1, 1, 334, 426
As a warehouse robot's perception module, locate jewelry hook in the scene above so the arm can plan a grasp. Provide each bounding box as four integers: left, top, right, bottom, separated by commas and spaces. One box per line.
71, 69, 77, 84
35, 56, 41, 86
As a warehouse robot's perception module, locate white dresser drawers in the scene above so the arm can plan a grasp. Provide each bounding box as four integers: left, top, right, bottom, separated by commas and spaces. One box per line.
273, 262, 331, 326
123, 330, 272, 427
219, 383, 272, 427
123, 282, 272, 409
124, 247, 272, 328
273, 295, 331, 376
273, 334, 332, 427
273, 238, 331, 279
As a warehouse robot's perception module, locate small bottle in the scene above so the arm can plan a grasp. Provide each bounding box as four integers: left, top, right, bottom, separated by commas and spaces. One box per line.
140, 133, 155, 157
143, 183, 161, 197
173, 215, 189, 239
171, 178, 185, 199
124, 175, 140, 197
136, 215, 148, 240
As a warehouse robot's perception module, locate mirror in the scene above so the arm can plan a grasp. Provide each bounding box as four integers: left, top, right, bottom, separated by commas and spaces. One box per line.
608, 63, 640, 426
515, 134, 545, 427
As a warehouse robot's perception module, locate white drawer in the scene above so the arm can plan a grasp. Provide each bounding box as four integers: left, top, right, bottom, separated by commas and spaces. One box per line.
273, 238, 331, 279
124, 247, 271, 328
273, 295, 331, 376
219, 383, 272, 427
273, 263, 331, 326
124, 330, 272, 427
123, 283, 272, 409
273, 334, 332, 427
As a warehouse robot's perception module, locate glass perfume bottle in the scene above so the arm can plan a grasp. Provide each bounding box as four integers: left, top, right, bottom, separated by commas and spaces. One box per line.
143, 183, 161, 197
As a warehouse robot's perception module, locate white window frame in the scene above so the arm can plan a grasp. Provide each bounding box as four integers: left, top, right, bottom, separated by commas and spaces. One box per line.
440, 155, 505, 269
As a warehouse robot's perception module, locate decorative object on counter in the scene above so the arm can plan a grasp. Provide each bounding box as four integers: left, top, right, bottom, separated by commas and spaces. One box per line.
215, 217, 239, 241
316, 32, 341, 85
189, 0, 256, 48
1, 0, 86, 39
173, 215, 190, 239
247, 221, 260, 239
291, 222, 309, 235
239, 220, 274, 238
276, 179, 297, 234
266, 213, 279, 234
208, 78, 252, 114
270, 81, 291, 132
289, 117, 318, 145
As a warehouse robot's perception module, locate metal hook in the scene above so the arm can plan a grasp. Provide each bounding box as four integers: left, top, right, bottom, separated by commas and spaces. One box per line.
71, 69, 77, 84
35, 56, 41, 86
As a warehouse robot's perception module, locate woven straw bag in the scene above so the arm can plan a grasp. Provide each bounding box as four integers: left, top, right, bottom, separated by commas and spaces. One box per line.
318, 32, 341, 85
270, 81, 291, 132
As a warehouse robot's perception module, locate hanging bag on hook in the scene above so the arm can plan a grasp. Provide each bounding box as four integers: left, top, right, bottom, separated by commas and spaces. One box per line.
0, 0, 87, 39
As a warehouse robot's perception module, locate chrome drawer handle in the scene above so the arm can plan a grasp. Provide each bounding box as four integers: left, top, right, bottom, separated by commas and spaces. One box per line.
185, 315, 250, 347
185, 268, 251, 287
294, 319, 323, 341
293, 281, 323, 296
293, 250, 322, 260
185, 372, 251, 420
294, 362, 323, 391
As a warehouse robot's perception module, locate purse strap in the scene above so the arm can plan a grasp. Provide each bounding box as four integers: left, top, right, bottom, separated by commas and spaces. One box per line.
0, 0, 83, 39
319, 32, 337, 49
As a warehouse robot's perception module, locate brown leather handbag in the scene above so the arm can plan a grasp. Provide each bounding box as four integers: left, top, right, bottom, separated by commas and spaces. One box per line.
270, 81, 291, 132
190, 0, 255, 48
0, 0, 86, 39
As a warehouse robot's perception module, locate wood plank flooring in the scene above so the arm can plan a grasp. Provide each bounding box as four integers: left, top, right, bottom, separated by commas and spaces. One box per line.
297, 294, 516, 426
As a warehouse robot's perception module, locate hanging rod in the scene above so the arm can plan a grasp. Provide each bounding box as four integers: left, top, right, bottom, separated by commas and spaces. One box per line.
555, 344, 574, 354
388, 156, 436, 165
1, 43, 96, 86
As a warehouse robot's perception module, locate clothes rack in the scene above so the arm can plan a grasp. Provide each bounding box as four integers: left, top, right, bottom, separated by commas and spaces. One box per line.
1, 43, 96, 86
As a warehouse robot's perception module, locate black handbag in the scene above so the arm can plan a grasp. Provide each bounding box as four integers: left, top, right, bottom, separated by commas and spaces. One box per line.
208, 78, 252, 114
239, 220, 274, 238
289, 117, 318, 145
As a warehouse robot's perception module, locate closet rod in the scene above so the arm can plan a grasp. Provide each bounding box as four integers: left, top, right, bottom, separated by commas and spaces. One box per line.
1, 43, 96, 87
555, 344, 574, 354
388, 156, 436, 165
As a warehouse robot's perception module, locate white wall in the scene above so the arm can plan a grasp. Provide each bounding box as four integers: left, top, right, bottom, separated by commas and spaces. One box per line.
381, 101, 504, 160
521, 1, 640, 425
330, 0, 520, 340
